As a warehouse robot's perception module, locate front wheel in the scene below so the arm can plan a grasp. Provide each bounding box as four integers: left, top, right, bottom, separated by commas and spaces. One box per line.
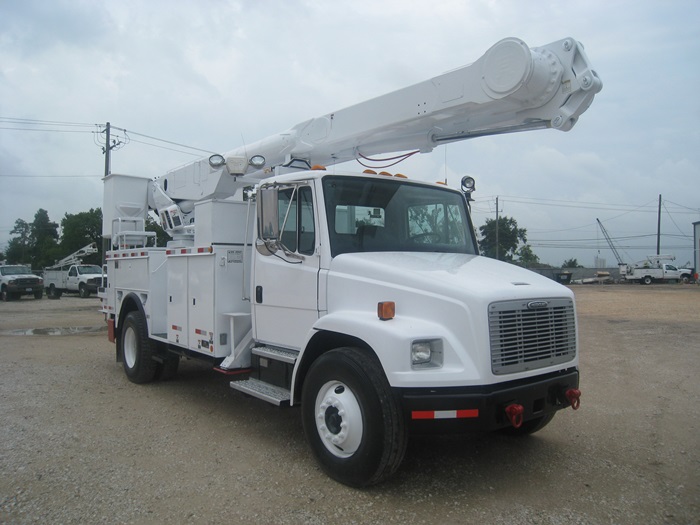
120, 311, 158, 384
301, 348, 407, 487
78, 283, 91, 298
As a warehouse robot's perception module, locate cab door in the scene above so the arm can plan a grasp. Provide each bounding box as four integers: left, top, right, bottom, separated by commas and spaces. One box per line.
67, 266, 79, 290
253, 184, 320, 350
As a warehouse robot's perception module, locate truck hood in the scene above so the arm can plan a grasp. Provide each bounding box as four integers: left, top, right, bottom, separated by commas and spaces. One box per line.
1, 272, 41, 280
327, 251, 568, 302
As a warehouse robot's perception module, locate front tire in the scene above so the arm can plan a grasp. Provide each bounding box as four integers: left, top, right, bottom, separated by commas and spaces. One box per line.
120, 311, 158, 384
79, 283, 90, 298
301, 348, 407, 487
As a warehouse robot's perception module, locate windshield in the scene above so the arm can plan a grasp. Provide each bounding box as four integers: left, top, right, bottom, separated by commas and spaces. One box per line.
323, 176, 477, 257
77, 265, 102, 275
0, 266, 32, 276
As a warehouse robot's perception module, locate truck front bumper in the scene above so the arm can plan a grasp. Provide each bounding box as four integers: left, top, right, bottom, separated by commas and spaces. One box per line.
395, 368, 579, 433
5, 283, 42, 296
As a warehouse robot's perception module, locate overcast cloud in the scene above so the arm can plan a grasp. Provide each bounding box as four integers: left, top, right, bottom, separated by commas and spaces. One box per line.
1, 0, 699, 267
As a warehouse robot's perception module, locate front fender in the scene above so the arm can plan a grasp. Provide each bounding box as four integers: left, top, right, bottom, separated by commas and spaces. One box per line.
291, 309, 480, 402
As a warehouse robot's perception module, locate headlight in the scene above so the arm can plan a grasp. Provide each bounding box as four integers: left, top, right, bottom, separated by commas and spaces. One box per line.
411, 339, 443, 369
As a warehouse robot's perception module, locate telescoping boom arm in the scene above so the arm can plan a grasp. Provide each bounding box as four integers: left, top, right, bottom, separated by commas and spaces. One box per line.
152, 37, 601, 234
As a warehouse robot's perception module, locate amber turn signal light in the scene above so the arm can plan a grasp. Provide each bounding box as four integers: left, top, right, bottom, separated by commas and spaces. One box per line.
377, 301, 395, 321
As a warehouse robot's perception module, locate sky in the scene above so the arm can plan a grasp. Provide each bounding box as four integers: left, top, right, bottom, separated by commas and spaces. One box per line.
1, 0, 699, 268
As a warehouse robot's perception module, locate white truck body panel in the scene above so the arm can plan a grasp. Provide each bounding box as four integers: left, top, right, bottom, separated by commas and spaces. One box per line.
312, 251, 576, 390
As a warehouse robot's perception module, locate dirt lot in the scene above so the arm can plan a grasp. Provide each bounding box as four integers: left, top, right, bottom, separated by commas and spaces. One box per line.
1, 286, 698, 524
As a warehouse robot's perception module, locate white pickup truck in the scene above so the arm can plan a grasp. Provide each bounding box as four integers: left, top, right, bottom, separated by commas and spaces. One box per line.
44, 263, 104, 298
620, 257, 694, 285
0, 264, 44, 301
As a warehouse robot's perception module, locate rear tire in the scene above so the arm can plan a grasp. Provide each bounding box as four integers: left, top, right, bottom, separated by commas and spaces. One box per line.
120, 311, 158, 384
301, 348, 407, 487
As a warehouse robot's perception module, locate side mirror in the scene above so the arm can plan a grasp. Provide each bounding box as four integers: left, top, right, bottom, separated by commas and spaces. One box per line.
256, 186, 279, 255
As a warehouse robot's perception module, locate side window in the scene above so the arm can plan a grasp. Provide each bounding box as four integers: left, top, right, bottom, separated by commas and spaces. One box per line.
278, 188, 298, 252
69, 267, 77, 277
298, 186, 315, 255
278, 186, 315, 255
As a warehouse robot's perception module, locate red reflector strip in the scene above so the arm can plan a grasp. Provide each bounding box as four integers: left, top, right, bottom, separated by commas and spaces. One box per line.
171, 325, 182, 332
412, 409, 479, 420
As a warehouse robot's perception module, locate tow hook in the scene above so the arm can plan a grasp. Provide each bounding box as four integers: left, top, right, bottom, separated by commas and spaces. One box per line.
565, 388, 581, 410
505, 403, 524, 429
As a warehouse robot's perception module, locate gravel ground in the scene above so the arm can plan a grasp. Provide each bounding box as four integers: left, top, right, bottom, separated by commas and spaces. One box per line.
1, 286, 698, 524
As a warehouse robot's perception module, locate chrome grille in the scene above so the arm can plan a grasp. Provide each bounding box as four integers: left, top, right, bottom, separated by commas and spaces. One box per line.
489, 297, 576, 375
17, 278, 40, 285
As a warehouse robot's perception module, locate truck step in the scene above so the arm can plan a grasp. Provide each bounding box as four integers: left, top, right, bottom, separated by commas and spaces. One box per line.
230, 377, 291, 406
252, 346, 298, 364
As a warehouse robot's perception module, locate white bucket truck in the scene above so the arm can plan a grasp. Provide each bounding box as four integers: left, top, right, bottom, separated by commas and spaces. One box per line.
44, 243, 105, 298
101, 37, 602, 486
620, 255, 695, 285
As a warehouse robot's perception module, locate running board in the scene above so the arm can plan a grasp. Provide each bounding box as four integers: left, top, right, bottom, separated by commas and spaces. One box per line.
252, 346, 298, 364
230, 378, 291, 407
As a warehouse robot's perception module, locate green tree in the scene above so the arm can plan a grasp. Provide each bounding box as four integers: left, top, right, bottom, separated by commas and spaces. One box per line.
5, 211, 59, 268
516, 244, 540, 267
5, 219, 32, 264
562, 258, 583, 268
60, 208, 103, 264
478, 216, 526, 262
30, 209, 59, 269
146, 215, 169, 247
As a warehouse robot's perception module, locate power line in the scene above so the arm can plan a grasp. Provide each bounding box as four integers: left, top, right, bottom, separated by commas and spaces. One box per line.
0, 174, 101, 178
108, 125, 216, 155
0, 116, 96, 126
0, 117, 216, 157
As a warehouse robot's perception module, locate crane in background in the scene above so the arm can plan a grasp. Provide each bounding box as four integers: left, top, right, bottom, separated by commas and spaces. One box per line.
596, 218, 624, 265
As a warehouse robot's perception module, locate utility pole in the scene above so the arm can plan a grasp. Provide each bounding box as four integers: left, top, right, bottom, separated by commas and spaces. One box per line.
102, 122, 122, 176
103, 122, 111, 177
495, 196, 499, 261
656, 194, 662, 255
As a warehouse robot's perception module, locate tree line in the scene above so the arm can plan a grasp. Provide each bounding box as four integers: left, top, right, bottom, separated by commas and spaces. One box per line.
0, 208, 167, 271
1, 208, 583, 270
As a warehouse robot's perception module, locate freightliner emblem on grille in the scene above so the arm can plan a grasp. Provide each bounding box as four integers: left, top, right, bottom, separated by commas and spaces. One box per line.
527, 300, 549, 310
